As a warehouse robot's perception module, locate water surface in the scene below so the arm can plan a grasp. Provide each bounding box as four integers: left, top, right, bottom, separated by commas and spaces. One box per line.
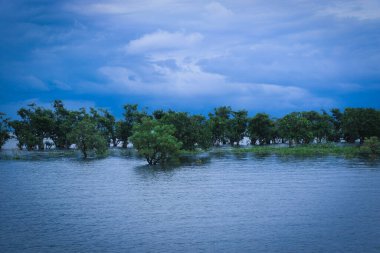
1, 153, 379, 252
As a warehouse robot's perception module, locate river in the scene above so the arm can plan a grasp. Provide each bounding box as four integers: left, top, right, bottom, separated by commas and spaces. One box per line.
0, 152, 379, 252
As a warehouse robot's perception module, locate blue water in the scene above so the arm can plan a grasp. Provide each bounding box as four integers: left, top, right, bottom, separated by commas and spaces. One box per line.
1, 153, 380, 252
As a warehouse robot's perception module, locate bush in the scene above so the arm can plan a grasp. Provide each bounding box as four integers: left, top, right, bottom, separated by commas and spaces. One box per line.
130, 118, 182, 165
360, 136, 380, 155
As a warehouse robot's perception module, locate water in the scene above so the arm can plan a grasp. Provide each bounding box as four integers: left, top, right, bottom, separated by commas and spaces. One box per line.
1, 153, 380, 252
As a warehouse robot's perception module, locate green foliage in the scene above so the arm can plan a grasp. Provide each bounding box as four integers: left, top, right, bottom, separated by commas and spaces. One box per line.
360, 136, 380, 155
0, 113, 11, 149
301, 111, 334, 143
130, 118, 182, 165
208, 106, 232, 145
278, 112, 313, 146
2, 100, 380, 160
116, 104, 148, 148
51, 100, 76, 149
234, 143, 359, 156
67, 114, 108, 158
329, 108, 343, 142
342, 108, 380, 143
10, 104, 55, 150
90, 108, 117, 147
160, 111, 212, 150
226, 110, 248, 146
248, 113, 275, 145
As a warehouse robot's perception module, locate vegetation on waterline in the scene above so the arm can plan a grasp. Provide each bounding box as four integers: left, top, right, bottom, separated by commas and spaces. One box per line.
232, 144, 360, 156
0, 100, 380, 163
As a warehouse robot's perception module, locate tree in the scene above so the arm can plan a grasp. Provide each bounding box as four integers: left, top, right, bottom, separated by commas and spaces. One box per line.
360, 136, 380, 155
0, 113, 11, 149
278, 112, 312, 146
116, 104, 147, 148
190, 115, 213, 150
160, 111, 212, 150
329, 108, 343, 142
11, 104, 55, 150
130, 118, 182, 165
342, 108, 380, 143
208, 106, 232, 145
248, 113, 275, 145
301, 111, 333, 143
152, 109, 166, 120
90, 108, 117, 147
226, 110, 248, 146
51, 100, 75, 149
67, 114, 108, 158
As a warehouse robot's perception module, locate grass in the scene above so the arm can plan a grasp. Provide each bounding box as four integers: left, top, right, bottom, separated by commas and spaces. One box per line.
1, 143, 375, 161
232, 143, 361, 156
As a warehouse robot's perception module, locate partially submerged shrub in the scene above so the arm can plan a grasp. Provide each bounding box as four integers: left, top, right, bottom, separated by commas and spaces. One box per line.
360, 136, 380, 155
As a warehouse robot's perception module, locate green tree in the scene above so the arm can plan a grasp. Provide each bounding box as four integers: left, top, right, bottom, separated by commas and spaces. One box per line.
130, 118, 182, 165
278, 112, 312, 146
68, 114, 108, 158
329, 108, 343, 142
11, 104, 55, 150
190, 115, 213, 150
90, 108, 117, 147
301, 111, 333, 143
208, 106, 232, 145
160, 111, 212, 150
51, 100, 76, 149
342, 108, 380, 143
152, 109, 166, 120
360, 136, 380, 155
0, 113, 11, 149
116, 104, 147, 148
226, 110, 248, 146
248, 113, 275, 145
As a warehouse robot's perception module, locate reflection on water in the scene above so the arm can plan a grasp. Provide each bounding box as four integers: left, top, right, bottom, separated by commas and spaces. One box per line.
0, 154, 380, 252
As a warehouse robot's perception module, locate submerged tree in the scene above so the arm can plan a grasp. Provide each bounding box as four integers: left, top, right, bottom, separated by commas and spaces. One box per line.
360, 136, 380, 155
51, 100, 76, 149
116, 104, 148, 148
301, 111, 333, 143
130, 118, 182, 165
10, 104, 55, 150
247, 113, 275, 145
226, 110, 248, 146
278, 112, 312, 146
0, 113, 11, 149
341, 108, 380, 143
329, 108, 343, 142
208, 106, 232, 145
90, 108, 118, 147
160, 111, 212, 150
68, 114, 108, 158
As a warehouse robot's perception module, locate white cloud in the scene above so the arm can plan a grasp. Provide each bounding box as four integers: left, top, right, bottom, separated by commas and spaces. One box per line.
53, 80, 72, 90
98, 63, 334, 110
322, 0, 380, 20
24, 75, 49, 91
205, 2, 234, 17
126, 30, 203, 54
94, 28, 336, 110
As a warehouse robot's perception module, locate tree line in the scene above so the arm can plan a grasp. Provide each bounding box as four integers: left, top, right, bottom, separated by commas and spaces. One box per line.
0, 100, 379, 164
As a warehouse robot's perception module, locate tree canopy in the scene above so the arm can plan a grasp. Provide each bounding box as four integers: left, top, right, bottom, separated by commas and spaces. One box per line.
1, 100, 380, 163
130, 118, 182, 165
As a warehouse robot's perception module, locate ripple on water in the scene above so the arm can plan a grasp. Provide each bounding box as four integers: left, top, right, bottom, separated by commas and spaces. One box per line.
0, 155, 380, 252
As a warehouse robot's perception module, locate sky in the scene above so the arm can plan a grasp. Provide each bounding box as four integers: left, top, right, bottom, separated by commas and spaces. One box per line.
0, 0, 380, 118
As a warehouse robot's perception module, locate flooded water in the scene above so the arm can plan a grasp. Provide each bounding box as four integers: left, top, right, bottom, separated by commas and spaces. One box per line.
0, 153, 380, 252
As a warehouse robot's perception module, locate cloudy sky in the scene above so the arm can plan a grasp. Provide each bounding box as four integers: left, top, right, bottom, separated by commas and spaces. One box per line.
1, 0, 379, 117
